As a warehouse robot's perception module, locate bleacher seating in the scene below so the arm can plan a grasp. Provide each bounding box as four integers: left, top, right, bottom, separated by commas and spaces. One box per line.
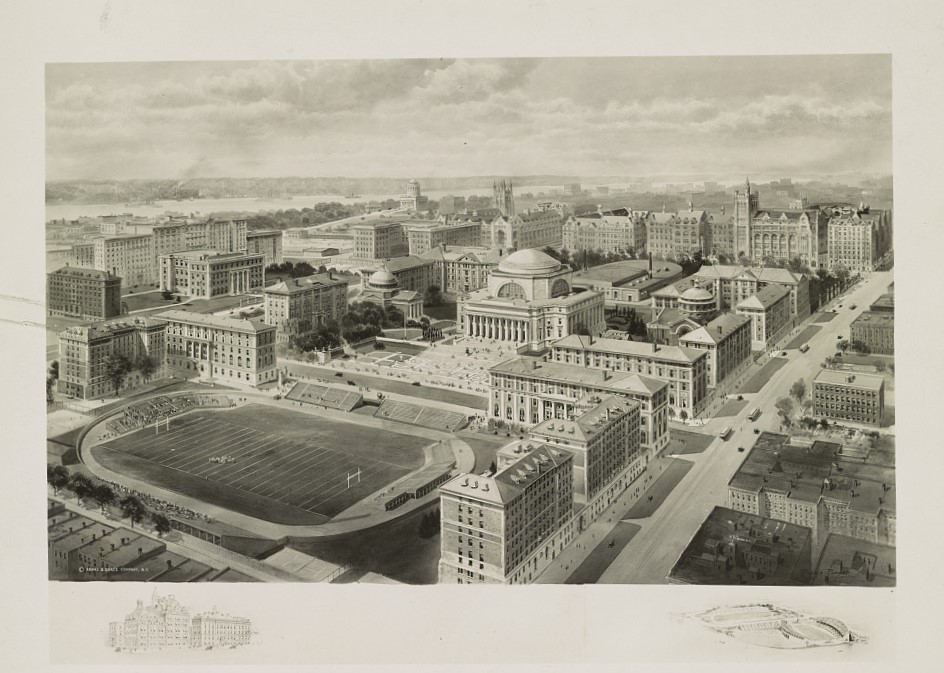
263, 547, 342, 582
106, 394, 234, 435
285, 382, 362, 412
373, 399, 467, 432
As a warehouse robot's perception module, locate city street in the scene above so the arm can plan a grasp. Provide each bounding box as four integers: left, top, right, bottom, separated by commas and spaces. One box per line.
594, 270, 893, 583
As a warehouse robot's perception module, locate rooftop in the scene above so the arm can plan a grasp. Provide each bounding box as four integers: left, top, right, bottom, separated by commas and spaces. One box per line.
729, 432, 895, 516
679, 313, 751, 345
161, 249, 261, 262
813, 370, 885, 390
551, 334, 706, 364
60, 315, 165, 340
491, 356, 668, 397
736, 283, 791, 310
572, 259, 682, 287
155, 309, 275, 333
49, 266, 117, 281
441, 444, 572, 504
812, 534, 896, 587
530, 395, 637, 443
668, 506, 812, 586
264, 273, 348, 295
497, 248, 562, 275
696, 265, 805, 284
852, 311, 894, 327
382, 256, 434, 273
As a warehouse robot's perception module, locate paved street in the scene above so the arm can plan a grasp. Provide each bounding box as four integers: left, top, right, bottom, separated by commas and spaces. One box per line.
591, 271, 894, 583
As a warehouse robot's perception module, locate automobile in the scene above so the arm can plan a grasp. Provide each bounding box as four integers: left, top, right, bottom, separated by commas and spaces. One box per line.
781, 351, 788, 356
837, 335, 843, 339
850, 304, 857, 310
753, 428, 761, 435
738, 446, 745, 452
835, 351, 843, 358
838, 304, 843, 308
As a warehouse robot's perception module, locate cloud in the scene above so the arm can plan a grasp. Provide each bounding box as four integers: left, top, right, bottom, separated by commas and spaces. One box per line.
45, 57, 891, 180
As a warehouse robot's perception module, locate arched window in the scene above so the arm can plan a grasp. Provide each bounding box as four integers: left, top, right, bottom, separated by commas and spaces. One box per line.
551, 279, 570, 297
497, 282, 527, 299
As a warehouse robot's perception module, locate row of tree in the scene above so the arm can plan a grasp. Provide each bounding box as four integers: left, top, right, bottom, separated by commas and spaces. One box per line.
340, 301, 405, 343
417, 508, 441, 539
265, 260, 328, 278
46, 465, 172, 535
103, 353, 159, 396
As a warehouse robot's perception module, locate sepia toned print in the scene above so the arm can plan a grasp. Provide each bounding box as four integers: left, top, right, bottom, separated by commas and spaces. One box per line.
45, 56, 893, 587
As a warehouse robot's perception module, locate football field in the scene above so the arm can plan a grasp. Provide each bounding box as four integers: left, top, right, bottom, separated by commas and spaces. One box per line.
91, 404, 428, 525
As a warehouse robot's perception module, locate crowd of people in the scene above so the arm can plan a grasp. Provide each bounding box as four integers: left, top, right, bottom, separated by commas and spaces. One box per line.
102, 479, 210, 523
105, 394, 234, 435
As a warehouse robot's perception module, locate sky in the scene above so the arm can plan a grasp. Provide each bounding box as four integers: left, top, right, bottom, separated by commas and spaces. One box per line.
45, 55, 892, 181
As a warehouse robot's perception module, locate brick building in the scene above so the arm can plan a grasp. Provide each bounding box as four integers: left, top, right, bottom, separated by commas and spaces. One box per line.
812, 370, 885, 427
47, 266, 122, 320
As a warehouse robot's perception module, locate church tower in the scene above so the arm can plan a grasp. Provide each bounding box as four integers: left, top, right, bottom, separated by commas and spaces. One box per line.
734, 177, 759, 260
493, 180, 516, 217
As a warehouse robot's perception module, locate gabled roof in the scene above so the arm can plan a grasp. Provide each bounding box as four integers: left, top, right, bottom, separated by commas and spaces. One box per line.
552, 334, 706, 363
736, 283, 791, 310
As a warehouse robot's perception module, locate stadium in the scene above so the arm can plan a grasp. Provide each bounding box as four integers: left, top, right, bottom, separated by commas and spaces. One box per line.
79, 385, 471, 530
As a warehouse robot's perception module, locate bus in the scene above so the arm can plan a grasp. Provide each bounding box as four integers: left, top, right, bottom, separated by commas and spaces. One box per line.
799, 343, 810, 353
748, 408, 761, 421
718, 426, 732, 440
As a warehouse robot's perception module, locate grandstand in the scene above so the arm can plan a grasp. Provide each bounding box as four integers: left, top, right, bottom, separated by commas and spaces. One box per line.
105, 394, 234, 435
262, 547, 343, 582
377, 460, 455, 511
286, 382, 363, 412
374, 399, 467, 432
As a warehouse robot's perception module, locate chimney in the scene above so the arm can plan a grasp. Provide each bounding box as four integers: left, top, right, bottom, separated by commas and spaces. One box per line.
588, 334, 593, 345
652, 342, 658, 353
530, 360, 537, 370
602, 369, 610, 381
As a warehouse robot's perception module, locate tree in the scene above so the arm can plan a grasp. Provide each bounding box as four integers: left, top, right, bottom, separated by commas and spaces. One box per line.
789, 379, 807, 403
46, 376, 55, 405
837, 339, 850, 352
774, 397, 796, 425
68, 473, 94, 504
119, 495, 147, 529
92, 484, 116, 513
152, 513, 172, 537
850, 340, 870, 355
161, 289, 174, 300
47, 464, 70, 494
423, 285, 444, 307
678, 409, 689, 421
103, 354, 132, 396
134, 354, 158, 382
819, 418, 830, 429
49, 360, 60, 380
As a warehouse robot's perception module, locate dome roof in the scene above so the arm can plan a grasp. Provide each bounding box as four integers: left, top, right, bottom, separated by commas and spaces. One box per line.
497, 249, 562, 275
681, 287, 713, 302
369, 266, 397, 287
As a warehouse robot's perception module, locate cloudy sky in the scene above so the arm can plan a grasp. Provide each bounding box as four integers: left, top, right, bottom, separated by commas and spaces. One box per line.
46, 55, 891, 181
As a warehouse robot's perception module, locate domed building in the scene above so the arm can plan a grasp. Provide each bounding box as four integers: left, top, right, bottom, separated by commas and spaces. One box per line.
353, 263, 424, 321
459, 248, 605, 351
647, 279, 719, 345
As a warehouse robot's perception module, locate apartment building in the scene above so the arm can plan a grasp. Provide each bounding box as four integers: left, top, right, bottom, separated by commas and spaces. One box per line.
735, 283, 793, 350
678, 313, 753, 387
263, 272, 349, 345
157, 310, 277, 387
549, 334, 709, 416
245, 230, 284, 267
727, 432, 895, 550
849, 311, 894, 355
158, 251, 264, 299
47, 266, 122, 320
438, 445, 574, 584
351, 220, 409, 259
57, 316, 166, 400
812, 370, 885, 427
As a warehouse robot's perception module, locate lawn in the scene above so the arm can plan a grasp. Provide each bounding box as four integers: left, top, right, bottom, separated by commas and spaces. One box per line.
565, 522, 642, 584
287, 502, 442, 584
121, 291, 178, 312
622, 458, 694, 519
665, 429, 714, 456
90, 403, 428, 524
716, 398, 749, 418
785, 325, 821, 350
811, 312, 837, 324
738, 358, 788, 394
